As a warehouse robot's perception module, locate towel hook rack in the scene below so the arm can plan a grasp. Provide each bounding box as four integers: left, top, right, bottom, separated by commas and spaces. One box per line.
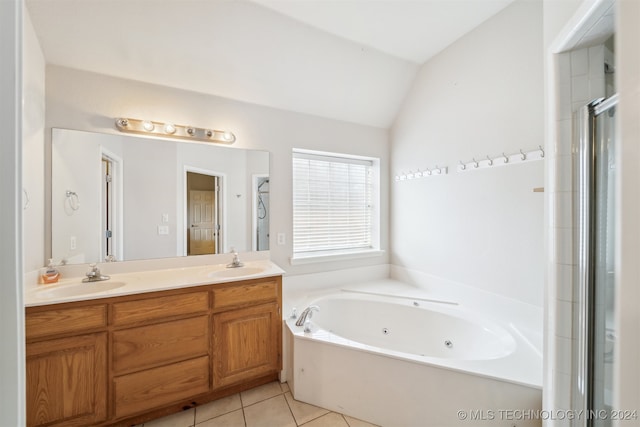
519, 149, 527, 161
539, 145, 545, 158
486, 155, 493, 166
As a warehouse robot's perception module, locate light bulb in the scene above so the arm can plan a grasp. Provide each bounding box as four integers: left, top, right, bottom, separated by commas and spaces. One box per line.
164, 123, 176, 134
142, 121, 154, 132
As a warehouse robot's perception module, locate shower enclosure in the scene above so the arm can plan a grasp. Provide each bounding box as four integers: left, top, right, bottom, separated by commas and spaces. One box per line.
577, 94, 617, 427
255, 177, 270, 251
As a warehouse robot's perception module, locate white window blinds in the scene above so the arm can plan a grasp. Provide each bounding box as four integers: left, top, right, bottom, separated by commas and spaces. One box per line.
293, 151, 373, 256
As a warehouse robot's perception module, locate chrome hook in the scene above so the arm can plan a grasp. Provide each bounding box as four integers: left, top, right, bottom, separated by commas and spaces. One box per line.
472, 158, 479, 168
502, 152, 509, 163
486, 155, 493, 166
539, 145, 545, 158
435, 165, 441, 174
459, 160, 466, 171
520, 149, 527, 161
425, 168, 432, 176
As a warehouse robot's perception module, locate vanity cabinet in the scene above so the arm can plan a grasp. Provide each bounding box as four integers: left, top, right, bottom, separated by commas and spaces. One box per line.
25, 276, 282, 427
111, 291, 211, 419
213, 279, 281, 387
26, 305, 108, 427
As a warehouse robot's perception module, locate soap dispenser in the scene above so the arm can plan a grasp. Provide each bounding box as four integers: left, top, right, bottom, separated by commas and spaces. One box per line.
39, 259, 61, 284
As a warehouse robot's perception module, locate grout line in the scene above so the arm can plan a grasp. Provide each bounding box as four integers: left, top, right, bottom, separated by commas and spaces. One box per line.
281, 390, 300, 426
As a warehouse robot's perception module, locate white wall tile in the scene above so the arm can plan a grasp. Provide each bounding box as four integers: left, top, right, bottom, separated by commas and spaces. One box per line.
570, 48, 589, 76
588, 45, 605, 78
555, 119, 572, 156
557, 53, 572, 86
589, 77, 606, 99
571, 74, 590, 103
556, 300, 573, 338
553, 155, 573, 192
557, 84, 572, 120
552, 191, 573, 228
555, 335, 573, 374
556, 263, 574, 302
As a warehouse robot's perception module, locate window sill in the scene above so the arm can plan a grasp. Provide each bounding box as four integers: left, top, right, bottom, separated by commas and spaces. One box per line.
289, 249, 385, 266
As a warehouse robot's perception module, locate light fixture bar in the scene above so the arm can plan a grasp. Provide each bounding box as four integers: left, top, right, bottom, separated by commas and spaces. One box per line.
115, 118, 236, 144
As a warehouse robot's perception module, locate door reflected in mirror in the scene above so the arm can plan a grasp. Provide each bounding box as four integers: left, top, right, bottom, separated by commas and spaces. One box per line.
51, 128, 269, 265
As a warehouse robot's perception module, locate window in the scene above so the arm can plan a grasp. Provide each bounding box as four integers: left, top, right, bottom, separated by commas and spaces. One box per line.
292, 149, 379, 262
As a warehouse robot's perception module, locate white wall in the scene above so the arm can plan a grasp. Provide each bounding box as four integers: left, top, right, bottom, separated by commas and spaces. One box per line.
41, 66, 389, 275
390, 0, 544, 307
614, 0, 640, 421
0, 1, 25, 424
22, 5, 45, 272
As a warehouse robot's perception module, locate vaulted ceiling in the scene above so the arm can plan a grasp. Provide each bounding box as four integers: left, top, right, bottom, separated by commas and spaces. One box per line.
26, 0, 515, 128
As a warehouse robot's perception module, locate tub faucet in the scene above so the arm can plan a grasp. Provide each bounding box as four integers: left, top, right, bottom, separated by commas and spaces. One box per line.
83, 263, 110, 283
226, 248, 244, 268
295, 305, 319, 331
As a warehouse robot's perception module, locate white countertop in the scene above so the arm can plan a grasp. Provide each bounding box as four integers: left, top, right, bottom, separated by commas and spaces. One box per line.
25, 259, 285, 307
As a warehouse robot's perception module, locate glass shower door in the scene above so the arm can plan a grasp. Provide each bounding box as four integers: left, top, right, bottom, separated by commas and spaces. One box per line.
577, 94, 617, 427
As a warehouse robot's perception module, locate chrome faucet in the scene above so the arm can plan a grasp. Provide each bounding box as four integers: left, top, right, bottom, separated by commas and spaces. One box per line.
83, 263, 110, 282
295, 305, 319, 332
226, 248, 244, 268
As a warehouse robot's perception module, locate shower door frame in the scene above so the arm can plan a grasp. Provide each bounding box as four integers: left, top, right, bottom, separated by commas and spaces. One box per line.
577, 93, 618, 427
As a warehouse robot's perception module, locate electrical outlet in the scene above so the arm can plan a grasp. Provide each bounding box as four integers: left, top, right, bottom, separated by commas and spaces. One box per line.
162, 213, 169, 223
277, 233, 286, 245
158, 225, 169, 235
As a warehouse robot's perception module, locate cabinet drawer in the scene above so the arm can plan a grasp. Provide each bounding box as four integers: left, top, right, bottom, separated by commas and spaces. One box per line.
112, 291, 209, 326
113, 356, 210, 419
213, 280, 278, 310
113, 316, 209, 375
26, 305, 107, 340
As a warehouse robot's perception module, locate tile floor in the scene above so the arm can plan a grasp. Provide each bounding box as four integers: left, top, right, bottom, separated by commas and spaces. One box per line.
141, 381, 379, 427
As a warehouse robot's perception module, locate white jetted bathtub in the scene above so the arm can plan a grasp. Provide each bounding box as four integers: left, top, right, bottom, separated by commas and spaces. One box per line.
287, 282, 542, 427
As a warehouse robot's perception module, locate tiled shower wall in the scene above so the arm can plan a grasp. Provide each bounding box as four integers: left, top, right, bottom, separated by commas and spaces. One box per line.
550, 44, 609, 424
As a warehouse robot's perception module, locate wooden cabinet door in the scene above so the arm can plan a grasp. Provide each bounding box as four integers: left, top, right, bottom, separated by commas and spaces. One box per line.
26, 333, 107, 427
213, 302, 280, 388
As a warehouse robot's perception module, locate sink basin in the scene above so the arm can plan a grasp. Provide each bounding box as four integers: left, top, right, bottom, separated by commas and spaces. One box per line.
208, 267, 265, 279
37, 281, 127, 299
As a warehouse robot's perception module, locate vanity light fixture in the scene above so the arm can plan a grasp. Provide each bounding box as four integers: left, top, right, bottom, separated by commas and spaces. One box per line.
115, 117, 236, 144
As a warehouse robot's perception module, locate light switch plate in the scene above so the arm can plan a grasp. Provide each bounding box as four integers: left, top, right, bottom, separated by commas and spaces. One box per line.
158, 225, 169, 235
277, 233, 286, 245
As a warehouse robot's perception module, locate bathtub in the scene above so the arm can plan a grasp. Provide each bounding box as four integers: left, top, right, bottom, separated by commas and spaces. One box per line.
287, 282, 542, 427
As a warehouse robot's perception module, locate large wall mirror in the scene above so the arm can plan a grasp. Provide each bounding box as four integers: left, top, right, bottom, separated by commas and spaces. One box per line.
51, 128, 270, 265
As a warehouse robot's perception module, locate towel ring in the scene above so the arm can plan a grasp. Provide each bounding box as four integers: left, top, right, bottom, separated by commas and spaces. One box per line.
66, 190, 80, 211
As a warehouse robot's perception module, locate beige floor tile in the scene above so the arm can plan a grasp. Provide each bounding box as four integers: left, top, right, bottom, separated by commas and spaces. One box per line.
143, 408, 195, 427
343, 414, 379, 427
300, 412, 349, 427
241, 381, 283, 406
195, 394, 242, 424
281, 382, 290, 393
284, 391, 330, 425
195, 409, 245, 427
244, 395, 296, 427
